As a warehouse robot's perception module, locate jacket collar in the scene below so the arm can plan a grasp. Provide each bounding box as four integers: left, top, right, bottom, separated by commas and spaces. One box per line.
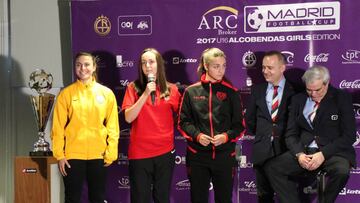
76, 77, 96, 89
200, 74, 236, 90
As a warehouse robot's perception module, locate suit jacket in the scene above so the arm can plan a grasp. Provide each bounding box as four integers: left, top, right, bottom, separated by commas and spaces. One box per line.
285, 85, 356, 167
246, 81, 295, 165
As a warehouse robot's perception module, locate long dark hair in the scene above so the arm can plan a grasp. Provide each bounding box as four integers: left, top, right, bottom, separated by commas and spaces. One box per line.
134, 48, 170, 98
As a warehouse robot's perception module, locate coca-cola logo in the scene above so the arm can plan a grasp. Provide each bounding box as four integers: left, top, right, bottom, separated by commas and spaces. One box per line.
339, 80, 360, 89
304, 53, 329, 63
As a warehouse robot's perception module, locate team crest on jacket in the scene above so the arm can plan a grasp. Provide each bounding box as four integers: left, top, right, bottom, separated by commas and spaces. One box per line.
216, 92, 227, 101
96, 95, 105, 104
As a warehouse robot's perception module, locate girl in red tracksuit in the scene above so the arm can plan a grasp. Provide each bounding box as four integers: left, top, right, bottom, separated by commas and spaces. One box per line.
122, 48, 181, 203
178, 47, 245, 203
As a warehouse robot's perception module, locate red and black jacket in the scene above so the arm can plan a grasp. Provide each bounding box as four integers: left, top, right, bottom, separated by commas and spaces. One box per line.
177, 74, 245, 159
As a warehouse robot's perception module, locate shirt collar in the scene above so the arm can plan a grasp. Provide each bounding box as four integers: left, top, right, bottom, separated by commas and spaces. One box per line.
267, 77, 286, 90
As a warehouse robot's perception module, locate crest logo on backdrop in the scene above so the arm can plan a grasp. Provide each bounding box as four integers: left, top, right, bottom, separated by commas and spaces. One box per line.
94, 15, 112, 36
242, 51, 257, 68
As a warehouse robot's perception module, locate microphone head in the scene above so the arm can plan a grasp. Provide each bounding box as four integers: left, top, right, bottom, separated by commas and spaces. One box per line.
147, 73, 155, 82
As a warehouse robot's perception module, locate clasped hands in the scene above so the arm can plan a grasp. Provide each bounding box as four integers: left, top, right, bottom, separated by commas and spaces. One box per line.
297, 151, 325, 171
198, 133, 226, 147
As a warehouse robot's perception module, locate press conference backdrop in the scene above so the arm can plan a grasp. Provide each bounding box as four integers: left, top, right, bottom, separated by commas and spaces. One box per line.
70, 0, 360, 202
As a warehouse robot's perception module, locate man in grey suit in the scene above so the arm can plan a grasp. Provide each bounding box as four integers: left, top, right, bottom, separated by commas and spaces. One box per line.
266, 65, 356, 203
245, 50, 296, 202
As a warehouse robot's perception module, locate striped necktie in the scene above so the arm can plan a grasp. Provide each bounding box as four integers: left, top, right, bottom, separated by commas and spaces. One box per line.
271, 86, 279, 122
309, 101, 320, 123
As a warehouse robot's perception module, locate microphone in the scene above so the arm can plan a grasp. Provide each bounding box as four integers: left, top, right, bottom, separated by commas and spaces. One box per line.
147, 73, 156, 105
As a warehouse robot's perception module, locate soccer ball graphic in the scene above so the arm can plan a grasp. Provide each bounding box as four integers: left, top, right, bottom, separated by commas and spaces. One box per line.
247, 9, 264, 30
28, 69, 53, 94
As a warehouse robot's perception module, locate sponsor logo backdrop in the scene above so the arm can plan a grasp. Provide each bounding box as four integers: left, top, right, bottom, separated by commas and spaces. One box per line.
71, 0, 360, 202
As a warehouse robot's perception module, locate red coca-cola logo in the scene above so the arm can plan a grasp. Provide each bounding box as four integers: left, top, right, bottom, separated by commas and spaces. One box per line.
304, 53, 329, 63
339, 79, 360, 89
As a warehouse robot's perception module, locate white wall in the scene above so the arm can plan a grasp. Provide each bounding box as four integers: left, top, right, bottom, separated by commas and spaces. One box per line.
0, 0, 72, 202
0, 0, 12, 202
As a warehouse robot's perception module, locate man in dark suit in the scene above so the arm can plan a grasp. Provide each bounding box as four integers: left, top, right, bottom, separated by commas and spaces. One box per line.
245, 50, 296, 202
266, 65, 356, 203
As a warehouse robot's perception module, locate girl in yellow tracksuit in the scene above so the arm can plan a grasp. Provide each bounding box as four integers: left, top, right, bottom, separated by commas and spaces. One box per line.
51, 52, 119, 203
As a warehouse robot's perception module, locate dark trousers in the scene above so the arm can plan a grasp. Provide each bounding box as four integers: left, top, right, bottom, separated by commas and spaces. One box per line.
129, 150, 175, 203
254, 164, 275, 203
266, 151, 350, 203
187, 158, 235, 203
63, 159, 107, 203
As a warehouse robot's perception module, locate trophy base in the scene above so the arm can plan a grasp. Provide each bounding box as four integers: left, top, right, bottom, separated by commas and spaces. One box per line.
29, 151, 53, 156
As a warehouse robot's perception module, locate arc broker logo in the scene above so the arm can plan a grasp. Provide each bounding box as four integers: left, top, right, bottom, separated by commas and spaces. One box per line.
244, 2, 340, 33
281, 51, 294, 66
197, 6, 240, 36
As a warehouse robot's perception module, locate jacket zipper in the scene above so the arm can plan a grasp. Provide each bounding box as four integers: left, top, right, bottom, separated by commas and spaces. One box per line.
209, 83, 216, 159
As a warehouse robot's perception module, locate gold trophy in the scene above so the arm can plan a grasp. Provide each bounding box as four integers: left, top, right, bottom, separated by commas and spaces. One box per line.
28, 69, 55, 156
